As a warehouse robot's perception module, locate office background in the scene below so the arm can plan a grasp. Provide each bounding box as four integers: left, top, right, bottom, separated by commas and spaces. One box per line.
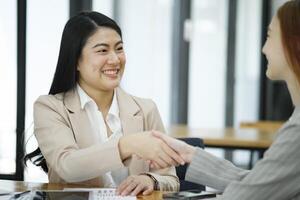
0, 0, 293, 182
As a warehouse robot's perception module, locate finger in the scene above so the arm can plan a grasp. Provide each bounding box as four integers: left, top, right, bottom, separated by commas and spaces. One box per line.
156, 156, 169, 168
152, 131, 187, 164
117, 179, 130, 194
158, 144, 183, 167
150, 161, 161, 169
131, 183, 145, 196
152, 131, 177, 149
121, 181, 138, 196
151, 130, 176, 149
151, 130, 164, 139
149, 161, 156, 169
148, 160, 157, 169
159, 148, 177, 166
162, 143, 185, 165
143, 186, 154, 195
152, 130, 168, 141
117, 177, 134, 195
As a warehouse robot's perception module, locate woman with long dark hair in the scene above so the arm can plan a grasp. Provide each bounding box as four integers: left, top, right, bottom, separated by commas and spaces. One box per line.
25, 11, 182, 196
152, 0, 300, 199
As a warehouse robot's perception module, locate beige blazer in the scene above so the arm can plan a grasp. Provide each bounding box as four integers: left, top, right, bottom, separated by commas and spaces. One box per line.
33, 87, 179, 191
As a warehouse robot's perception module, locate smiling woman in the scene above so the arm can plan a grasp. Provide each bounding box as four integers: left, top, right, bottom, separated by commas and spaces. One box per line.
24, 11, 181, 196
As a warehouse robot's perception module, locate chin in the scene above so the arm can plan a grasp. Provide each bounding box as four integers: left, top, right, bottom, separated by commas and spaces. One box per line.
266, 70, 283, 81
105, 82, 120, 91
266, 71, 274, 80
266, 71, 276, 80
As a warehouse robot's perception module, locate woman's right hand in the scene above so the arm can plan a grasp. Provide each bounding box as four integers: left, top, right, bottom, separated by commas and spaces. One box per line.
151, 130, 196, 164
118, 131, 185, 169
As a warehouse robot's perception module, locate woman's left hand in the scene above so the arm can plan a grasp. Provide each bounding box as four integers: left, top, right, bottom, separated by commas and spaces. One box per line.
116, 175, 154, 196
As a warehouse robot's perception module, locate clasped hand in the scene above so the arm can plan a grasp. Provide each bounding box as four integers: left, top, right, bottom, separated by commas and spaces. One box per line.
117, 131, 197, 195
119, 131, 185, 169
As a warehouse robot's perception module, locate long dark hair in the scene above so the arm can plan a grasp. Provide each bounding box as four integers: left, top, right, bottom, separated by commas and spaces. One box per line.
24, 11, 122, 173
277, 0, 300, 84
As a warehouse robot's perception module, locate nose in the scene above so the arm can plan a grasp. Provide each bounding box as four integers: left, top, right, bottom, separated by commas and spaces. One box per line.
107, 52, 120, 65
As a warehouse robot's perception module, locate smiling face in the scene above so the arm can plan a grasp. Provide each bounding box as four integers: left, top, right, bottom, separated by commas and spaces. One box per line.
262, 16, 291, 81
77, 27, 126, 92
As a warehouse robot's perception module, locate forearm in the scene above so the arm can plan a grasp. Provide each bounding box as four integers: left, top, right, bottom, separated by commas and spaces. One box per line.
186, 148, 249, 191
48, 138, 125, 182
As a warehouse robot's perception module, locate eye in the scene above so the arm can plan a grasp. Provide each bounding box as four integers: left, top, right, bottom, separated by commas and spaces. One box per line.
116, 46, 123, 51
97, 49, 107, 53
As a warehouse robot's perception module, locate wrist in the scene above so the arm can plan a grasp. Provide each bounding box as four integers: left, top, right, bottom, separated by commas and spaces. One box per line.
186, 145, 196, 163
140, 173, 159, 190
119, 135, 134, 160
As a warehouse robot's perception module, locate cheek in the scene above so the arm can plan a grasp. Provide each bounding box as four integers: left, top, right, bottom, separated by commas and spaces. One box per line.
92, 65, 99, 72
266, 57, 289, 80
91, 56, 107, 71
119, 53, 126, 65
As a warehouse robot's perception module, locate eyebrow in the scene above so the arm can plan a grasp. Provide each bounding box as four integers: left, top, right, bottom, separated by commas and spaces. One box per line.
92, 41, 123, 49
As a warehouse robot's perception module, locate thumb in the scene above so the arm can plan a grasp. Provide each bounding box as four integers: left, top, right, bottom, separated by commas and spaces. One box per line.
152, 130, 173, 146
151, 130, 165, 139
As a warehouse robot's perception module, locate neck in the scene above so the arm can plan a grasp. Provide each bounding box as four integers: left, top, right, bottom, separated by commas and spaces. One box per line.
79, 82, 114, 113
286, 76, 300, 107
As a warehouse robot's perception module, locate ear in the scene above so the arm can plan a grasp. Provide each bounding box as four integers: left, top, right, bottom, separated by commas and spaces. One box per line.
76, 61, 81, 71
77, 56, 82, 71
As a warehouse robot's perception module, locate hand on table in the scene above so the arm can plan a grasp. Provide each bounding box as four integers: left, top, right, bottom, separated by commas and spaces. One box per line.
116, 175, 154, 196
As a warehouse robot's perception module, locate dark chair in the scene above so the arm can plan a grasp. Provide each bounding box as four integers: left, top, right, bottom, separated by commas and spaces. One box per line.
176, 137, 205, 191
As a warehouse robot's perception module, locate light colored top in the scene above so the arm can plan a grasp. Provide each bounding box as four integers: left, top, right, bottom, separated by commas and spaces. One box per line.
186, 107, 300, 200
33, 87, 179, 191
76, 85, 128, 187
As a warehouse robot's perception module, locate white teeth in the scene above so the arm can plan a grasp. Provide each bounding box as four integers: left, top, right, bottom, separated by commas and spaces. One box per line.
102, 69, 119, 75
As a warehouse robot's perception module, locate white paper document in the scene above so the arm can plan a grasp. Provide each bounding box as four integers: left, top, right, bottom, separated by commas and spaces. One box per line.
64, 188, 136, 200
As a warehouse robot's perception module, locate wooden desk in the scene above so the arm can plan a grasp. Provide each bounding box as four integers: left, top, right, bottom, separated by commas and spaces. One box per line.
168, 125, 276, 150
0, 180, 163, 200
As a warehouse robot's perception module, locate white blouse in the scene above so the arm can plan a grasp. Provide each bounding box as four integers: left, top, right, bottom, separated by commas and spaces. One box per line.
76, 84, 128, 187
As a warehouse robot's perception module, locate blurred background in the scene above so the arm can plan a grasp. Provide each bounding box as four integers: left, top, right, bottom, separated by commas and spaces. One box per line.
0, 0, 293, 183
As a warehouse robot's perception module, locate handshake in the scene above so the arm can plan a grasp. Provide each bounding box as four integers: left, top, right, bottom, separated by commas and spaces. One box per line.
118, 130, 197, 169
116, 131, 197, 196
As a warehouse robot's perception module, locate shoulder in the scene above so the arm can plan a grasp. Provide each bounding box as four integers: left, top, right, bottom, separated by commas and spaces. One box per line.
117, 87, 159, 114
35, 93, 64, 106
34, 92, 66, 113
33, 92, 72, 126
117, 88, 165, 131
266, 119, 300, 158
131, 95, 158, 113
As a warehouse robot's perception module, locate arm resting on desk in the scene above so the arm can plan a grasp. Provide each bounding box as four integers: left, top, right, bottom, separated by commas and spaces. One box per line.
147, 167, 179, 191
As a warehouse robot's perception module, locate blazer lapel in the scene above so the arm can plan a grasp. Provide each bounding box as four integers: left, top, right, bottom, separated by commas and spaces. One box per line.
63, 89, 98, 148
117, 87, 149, 175
117, 87, 144, 135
